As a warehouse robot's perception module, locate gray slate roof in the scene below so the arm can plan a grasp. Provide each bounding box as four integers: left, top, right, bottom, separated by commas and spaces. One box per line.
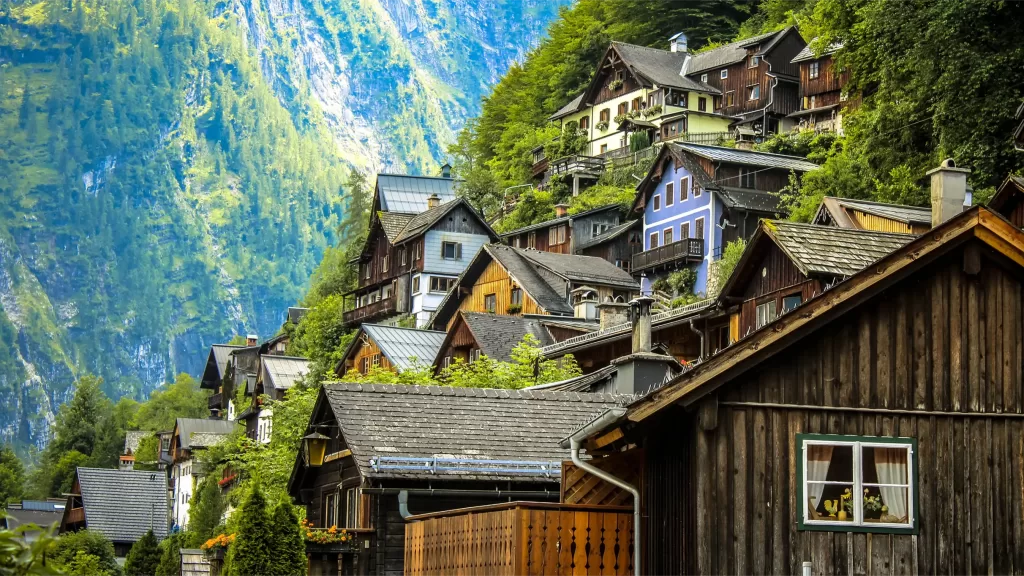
791, 39, 842, 64
361, 325, 446, 371
717, 187, 785, 213
376, 174, 459, 214
611, 42, 719, 93
261, 356, 310, 392
687, 30, 785, 75
673, 142, 821, 172
516, 248, 639, 290
175, 418, 236, 450
767, 220, 915, 277
322, 383, 624, 482
201, 344, 242, 389
488, 245, 574, 315
549, 93, 586, 121
459, 313, 556, 362
75, 468, 168, 542
829, 198, 931, 225
378, 212, 414, 242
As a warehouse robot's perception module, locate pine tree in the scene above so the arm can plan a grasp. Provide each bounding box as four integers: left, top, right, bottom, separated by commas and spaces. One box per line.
230, 484, 272, 576
187, 475, 225, 545
124, 529, 161, 576
268, 502, 307, 576
154, 532, 183, 576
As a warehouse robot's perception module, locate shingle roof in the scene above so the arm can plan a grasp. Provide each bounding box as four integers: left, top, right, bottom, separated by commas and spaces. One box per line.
487, 245, 574, 315
175, 418, 236, 450
716, 187, 785, 213
830, 198, 931, 225
200, 344, 242, 389
261, 356, 309, 392
687, 30, 785, 75
376, 174, 459, 213
672, 142, 821, 172
460, 313, 556, 362
611, 42, 719, 93
361, 325, 446, 371
378, 212, 414, 242
527, 365, 618, 393
549, 93, 586, 121
500, 204, 621, 238
75, 468, 168, 542
766, 220, 915, 277
516, 249, 639, 290
322, 383, 624, 482
791, 39, 842, 64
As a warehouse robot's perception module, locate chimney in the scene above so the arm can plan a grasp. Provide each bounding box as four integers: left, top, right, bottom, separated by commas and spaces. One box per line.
630, 296, 655, 354
608, 295, 677, 395
670, 32, 688, 53
119, 454, 135, 471
554, 203, 569, 218
596, 301, 630, 330
427, 193, 441, 209
246, 334, 258, 346
441, 163, 452, 179
927, 158, 971, 227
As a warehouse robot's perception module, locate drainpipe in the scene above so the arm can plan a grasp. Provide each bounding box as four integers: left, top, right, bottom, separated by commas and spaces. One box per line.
397, 490, 413, 520
563, 408, 640, 576
689, 318, 705, 357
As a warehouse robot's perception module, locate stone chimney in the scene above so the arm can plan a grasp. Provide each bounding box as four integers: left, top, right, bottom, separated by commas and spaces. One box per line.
596, 301, 629, 330
246, 334, 258, 346
608, 295, 677, 395
927, 158, 971, 227
427, 193, 441, 209
670, 32, 688, 53
630, 296, 654, 353
441, 163, 452, 179
554, 203, 569, 218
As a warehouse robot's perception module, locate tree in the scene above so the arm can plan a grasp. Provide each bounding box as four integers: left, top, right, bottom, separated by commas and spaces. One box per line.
268, 503, 306, 576
0, 446, 25, 505
124, 530, 161, 576
188, 475, 226, 546
154, 532, 184, 576
48, 375, 110, 457
50, 529, 120, 576
229, 485, 272, 576
131, 373, 210, 432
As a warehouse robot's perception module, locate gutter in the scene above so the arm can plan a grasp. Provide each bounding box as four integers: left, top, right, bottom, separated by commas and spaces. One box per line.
561, 408, 640, 576
376, 487, 559, 520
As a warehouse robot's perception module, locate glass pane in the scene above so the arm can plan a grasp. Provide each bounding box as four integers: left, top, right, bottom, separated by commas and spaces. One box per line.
807, 483, 855, 522
862, 446, 909, 485
862, 486, 910, 525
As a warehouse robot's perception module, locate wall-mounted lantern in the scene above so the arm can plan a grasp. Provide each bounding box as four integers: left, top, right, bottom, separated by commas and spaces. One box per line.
302, 432, 330, 467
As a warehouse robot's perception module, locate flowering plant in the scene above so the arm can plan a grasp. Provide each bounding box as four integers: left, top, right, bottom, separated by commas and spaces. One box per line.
201, 533, 236, 550
300, 519, 353, 544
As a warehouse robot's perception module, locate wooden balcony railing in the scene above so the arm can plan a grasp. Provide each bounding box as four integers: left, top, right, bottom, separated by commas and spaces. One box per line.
342, 296, 396, 326
548, 155, 604, 178
65, 507, 85, 525
404, 501, 635, 576
631, 238, 704, 272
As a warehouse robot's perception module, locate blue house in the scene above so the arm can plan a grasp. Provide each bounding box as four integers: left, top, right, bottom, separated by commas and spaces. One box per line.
632, 142, 819, 294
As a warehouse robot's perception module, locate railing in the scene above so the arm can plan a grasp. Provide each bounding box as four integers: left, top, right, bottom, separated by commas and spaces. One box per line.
207, 393, 223, 410
530, 157, 549, 178
540, 297, 714, 356
342, 295, 395, 325
662, 131, 735, 146
404, 502, 635, 576
65, 507, 85, 525
632, 238, 704, 272
548, 155, 604, 177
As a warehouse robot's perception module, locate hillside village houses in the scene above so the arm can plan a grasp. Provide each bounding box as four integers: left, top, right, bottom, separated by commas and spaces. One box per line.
57, 25, 1024, 576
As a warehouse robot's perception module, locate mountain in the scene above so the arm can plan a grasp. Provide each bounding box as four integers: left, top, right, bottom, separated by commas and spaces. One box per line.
0, 0, 566, 450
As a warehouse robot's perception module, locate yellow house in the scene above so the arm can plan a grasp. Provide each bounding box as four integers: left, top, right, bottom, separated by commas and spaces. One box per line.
813, 197, 931, 234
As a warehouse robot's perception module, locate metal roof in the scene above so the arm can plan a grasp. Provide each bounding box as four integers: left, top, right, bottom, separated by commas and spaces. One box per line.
174, 418, 236, 450
361, 324, 446, 372
261, 356, 310, 392
687, 30, 786, 75
549, 93, 585, 121
672, 142, 821, 172
376, 174, 459, 213
75, 467, 168, 542
831, 198, 931, 225
766, 220, 915, 277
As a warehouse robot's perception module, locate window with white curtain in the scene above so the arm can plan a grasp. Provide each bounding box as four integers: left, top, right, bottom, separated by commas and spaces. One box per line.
798, 434, 916, 533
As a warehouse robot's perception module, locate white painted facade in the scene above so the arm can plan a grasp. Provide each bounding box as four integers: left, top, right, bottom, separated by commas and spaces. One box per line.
171, 458, 195, 530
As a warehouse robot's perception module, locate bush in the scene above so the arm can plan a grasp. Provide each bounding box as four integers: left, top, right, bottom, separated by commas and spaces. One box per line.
268, 503, 306, 576
154, 532, 184, 576
50, 530, 120, 576
230, 485, 272, 575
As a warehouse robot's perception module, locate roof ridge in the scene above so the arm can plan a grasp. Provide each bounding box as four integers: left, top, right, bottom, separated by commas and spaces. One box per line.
262, 355, 309, 361
324, 382, 622, 402
771, 219, 918, 239
364, 323, 446, 335
834, 196, 930, 210
674, 141, 818, 162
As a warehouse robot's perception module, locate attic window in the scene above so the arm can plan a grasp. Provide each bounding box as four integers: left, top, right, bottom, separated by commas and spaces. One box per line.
701, 73, 708, 83
441, 241, 462, 260
720, 69, 728, 79
749, 55, 760, 68
809, 61, 820, 80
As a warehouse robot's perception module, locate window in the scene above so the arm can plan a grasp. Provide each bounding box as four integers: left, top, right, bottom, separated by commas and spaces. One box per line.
600, 108, 610, 123
725, 91, 735, 107
701, 73, 708, 83
756, 300, 777, 329
720, 69, 728, 79
441, 241, 462, 260
809, 95, 817, 110
360, 357, 369, 374
665, 182, 674, 207
748, 84, 760, 100
528, 231, 536, 249
617, 102, 628, 116
511, 288, 522, 306
663, 227, 674, 245
809, 61, 820, 79
694, 184, 702, 197
653, 194, 661, 211
344, 488, 361, 529
748, 55, 760, 68
325, 492, 338, 528
381, 253, 388, 273
782, 293, 802, 313
429, 276, 455, 293
592, 222, 610, 237
739, 167, 756, 189
400, 247, 407, 266
713, 96, 722, 111
412, 275, 420, 294
579, 116, 589, 130
694, 217, 705, 240
414, 242, 422, 261
484, 293, 497, 313
371, 353, 380, 367
648, 93, 657, 108
362, 263, 370, 280
600, 144, 608, 154
632, 97, 642, 111
681, 222, 690, 239
470, 349, 482, 363
649, 232, 659, 249
442, 356, 452, 369
548, 224, 567, 245
615, 259, 631, 272
698, 97, 707, 112
798, 434, 916, 532
679, 176, 689, 202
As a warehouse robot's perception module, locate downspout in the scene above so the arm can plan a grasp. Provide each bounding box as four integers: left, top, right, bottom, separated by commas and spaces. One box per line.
563, 408, 640, 576
689, 318, 705, 357
398, 490, 413, 520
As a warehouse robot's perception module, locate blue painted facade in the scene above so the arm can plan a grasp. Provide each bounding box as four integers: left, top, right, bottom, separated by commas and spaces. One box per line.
641, 158, 724, 295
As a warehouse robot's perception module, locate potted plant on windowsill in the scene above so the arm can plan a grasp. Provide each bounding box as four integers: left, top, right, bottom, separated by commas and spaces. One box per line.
607, 79, 623, 91
506, 303, 522, 314
596, 120, 609, 131
613, 113, 628, 124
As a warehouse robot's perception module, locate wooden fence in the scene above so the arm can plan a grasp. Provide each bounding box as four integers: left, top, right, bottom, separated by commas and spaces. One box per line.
404, 502, 634, 576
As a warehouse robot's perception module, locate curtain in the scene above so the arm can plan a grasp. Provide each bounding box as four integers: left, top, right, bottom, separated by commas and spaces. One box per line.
806, 444, 833, 516
873, 447, 909, 521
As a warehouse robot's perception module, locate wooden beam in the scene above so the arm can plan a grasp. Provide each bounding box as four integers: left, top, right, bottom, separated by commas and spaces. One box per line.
591, 427, 624, 449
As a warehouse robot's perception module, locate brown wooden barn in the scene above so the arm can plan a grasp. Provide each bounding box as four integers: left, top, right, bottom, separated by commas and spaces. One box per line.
813, 197, 932, 234
564, 205, 1024, 575
501, 204, 625, 257
989, 174, 1024, 228
787, 41, 851, 133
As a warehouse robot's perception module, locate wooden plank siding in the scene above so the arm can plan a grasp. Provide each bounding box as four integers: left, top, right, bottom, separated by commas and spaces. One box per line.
344, 339, 392, 376
697, 33, 803, 119
647, 247, 1024, 575
848, 210, 930, 235
452, 259, 544, 329
799, 56, 846, 99
735, 241, 822, 336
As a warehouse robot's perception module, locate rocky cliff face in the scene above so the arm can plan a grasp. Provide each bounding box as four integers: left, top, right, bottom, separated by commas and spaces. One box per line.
0, 0, 565, 450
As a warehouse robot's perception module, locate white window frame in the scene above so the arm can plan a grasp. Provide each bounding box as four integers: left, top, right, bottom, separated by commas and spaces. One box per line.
412, 275, 421, 294
469, 349, 482, 363
748, 84, 760, 100
681, 222, 690, 240
680, 176, 689, 201
720, 69, 728, 79
798, 434, 916, 533
653, 194, 661, 212
756, 299, 777, 329
749, 55, 760, 68
649, 232, 659, 249
441, 241, 462, 260
343, 487, 361, 529
809, 61, 820, 80
701, 73, 708, 83
694, 216, 705, 240
592, 222, 610, 238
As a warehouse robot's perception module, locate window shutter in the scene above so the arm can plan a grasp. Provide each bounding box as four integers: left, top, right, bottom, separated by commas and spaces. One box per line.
456, 243, 462, 259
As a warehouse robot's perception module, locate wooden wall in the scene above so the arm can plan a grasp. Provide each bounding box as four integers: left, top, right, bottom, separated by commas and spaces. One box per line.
734, 241, 820, 335
507, 224, 569, 254
453, 259, 544, 329
1004, 200, 1024, 229
799, 55, 847, 99
697, 33, 803, 119
344, 338, 392, 376
847, 211, 929, 235
663, 247, 1024, 575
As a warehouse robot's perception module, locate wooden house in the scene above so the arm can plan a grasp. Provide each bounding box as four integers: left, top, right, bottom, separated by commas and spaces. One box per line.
561, 204, 1024, 574
988, 174, 1024, 228
683, 27, 805, 138
813, 197, 932, 234
168, 418, 236, 530
631, 142, 818, 292
788, 41, 849, 133
427, 244, 639, 331
285, 383, 622, 576
200, 344, 242, 419
346, 173, 498, 329
60, 468, 168, 557
501, 204, 625, 257
335, 324, 445, 378
574, 220, 643, 271
237, 355, 309, 443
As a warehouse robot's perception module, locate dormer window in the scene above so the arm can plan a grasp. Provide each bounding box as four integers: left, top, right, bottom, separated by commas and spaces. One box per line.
720, 69, 728, 79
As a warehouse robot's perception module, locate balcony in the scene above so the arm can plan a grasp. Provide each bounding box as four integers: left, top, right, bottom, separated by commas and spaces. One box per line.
631, 238, 704, 273
207, 393, 223, 411
404, 501, 635, 576
64, 507, 85, 525
548, 155, 604, 179
342, 295, 396, 326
